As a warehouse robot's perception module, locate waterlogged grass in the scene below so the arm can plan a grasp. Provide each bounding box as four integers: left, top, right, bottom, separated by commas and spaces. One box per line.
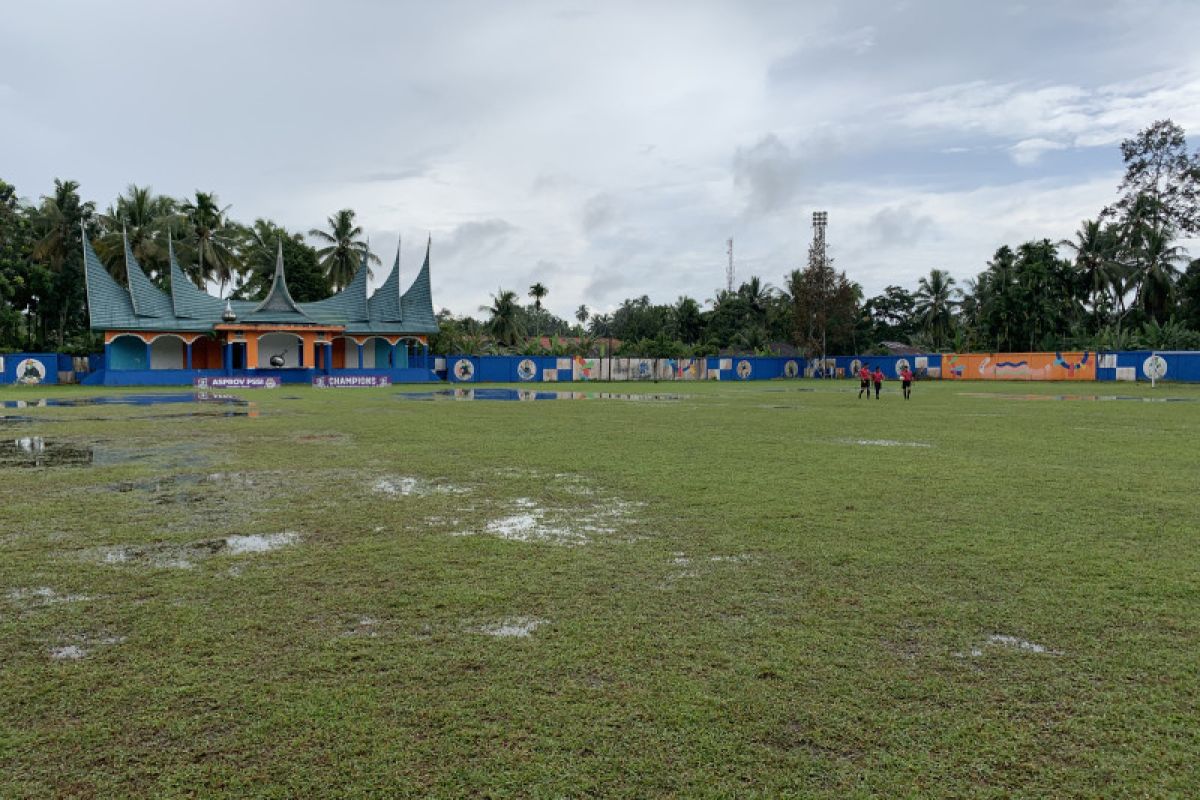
1, 379, 1198, 797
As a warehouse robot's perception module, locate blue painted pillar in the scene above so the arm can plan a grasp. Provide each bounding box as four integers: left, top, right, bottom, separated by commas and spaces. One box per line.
104, 343, 113, 370
144, 340, 152, 370
223, 342, 232, 372
324, 343, 333, 373
185, 342, 193, 370
357, 343, 364, 369
390, 342, 399, 369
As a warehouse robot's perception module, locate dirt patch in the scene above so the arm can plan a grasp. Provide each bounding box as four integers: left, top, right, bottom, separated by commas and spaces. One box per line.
460, 497, 643, 546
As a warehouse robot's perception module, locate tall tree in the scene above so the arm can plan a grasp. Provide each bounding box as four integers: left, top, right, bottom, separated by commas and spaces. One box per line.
0, 179, 38, 349
309, 209, 378, 292
1058, 218, 1121, 326
528, 282, 548, 340
575, 304, 589, 328
180, 191, 241, 294
95, 184, 179, 283
913, 269, 959, 350
482, 289, 525, 347
31, 179, 96, 347
1104, 120, 1200, 236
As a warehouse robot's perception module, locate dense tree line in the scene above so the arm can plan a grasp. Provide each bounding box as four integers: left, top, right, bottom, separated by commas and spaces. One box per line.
4, 120, 1199, 358
0, 181, 373, 353
437, 121, 1199, 358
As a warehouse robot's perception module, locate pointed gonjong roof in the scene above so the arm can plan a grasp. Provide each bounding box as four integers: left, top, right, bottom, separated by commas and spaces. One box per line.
81, 232, 439, 335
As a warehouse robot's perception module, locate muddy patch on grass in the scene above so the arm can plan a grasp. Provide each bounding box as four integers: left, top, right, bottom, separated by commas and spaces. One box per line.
839, 438, 933, 449
372, 476, 470, 497
459, 497, 643, 546
956, 634, 1060, 658
7, 587, 93, 606
474, 617, 550, 638
76, 532, 300, 570
48, 633, 126, 661
660, 551, 755, 587
1, 437, 95, 467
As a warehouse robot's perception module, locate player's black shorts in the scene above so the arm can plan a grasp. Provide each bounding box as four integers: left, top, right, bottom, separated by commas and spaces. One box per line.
860, 379, 869, 389
902, 380, 911, 389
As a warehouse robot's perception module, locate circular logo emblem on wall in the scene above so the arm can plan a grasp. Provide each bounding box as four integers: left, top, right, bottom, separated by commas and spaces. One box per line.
16, 358, 46, 385
517, 359, 537, 381
895, 358, 911, 378
454, 359, 475, 381
784, 360, 799, 378
263, 377, 279, 389
849, 359, 862, 376
1143, 354, 1168, 380
736, 360, 752, 379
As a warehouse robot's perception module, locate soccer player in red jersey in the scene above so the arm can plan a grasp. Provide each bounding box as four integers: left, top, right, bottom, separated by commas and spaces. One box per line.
858, 364, 872, 399
872, 366, 884, 399
900, 366, 913, 399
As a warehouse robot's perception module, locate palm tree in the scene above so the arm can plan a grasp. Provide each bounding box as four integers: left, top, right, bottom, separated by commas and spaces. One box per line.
232, 219, 304, 300
1059, 219, 1120, 326
913, 268, 959, 350
1131, 227, 1188, 323
738, 276, 775, 322
481, 289, 525, 347
528, 282, 548, 341
96, 184, 178, 283
309, 209, 379, 292
575, 304, 589, 330
180, 191, 242, 294
31, 179, 96, 345
672, 296, 703, 343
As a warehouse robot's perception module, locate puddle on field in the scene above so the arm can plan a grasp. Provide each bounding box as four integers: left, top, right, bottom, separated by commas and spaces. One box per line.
398, 389, 686, 402
48, 633, 126, 661
372, 476, 470, 497
959, 392, 1198, 403
956, 634, 1059, 658
840, 439, 933, 449
1, 393, 248, 408
7, 586, 93, 606
474, 617, 549, 638
77, 532, 300, 570
0, 437, 95, 467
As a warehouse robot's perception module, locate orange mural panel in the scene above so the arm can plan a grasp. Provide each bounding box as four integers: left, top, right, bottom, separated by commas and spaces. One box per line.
941, 353, 1095, 381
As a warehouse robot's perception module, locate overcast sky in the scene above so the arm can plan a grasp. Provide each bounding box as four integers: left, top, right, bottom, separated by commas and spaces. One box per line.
4, 1, 1200, 319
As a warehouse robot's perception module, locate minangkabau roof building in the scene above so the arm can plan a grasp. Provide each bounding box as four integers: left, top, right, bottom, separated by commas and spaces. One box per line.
82, 230, 438, 384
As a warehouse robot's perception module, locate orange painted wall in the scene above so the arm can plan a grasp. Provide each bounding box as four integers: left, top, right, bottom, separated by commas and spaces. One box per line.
941, 352, 1095, 381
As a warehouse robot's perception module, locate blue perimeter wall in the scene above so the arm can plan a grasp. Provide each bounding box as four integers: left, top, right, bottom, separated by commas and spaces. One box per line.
0, 353, 60, 384
8, 350, 1200, 385
1096, 351, 1200, 382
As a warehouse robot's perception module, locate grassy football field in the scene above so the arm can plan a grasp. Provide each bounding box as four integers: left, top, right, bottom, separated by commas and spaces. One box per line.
1, 379, 1197, 798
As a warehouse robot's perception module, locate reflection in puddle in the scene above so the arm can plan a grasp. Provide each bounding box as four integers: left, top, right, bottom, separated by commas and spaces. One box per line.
959, 392, 1198, 402
398, 389, 685, 402
372, 476, 469, 497
1, 393, 248, 408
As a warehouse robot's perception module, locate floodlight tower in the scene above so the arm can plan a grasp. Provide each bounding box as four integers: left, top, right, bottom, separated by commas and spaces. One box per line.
811, 211, 829, 373
726, 238, 735, 293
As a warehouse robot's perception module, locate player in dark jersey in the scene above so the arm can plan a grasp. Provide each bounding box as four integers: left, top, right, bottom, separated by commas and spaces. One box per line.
900, 366, 913, 399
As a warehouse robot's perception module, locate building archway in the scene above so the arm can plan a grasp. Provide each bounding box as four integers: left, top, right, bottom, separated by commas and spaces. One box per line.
360, 336, 394, 369
149, 334, 186, 370
257, 332, 303, 368
109, 334, 149, 370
